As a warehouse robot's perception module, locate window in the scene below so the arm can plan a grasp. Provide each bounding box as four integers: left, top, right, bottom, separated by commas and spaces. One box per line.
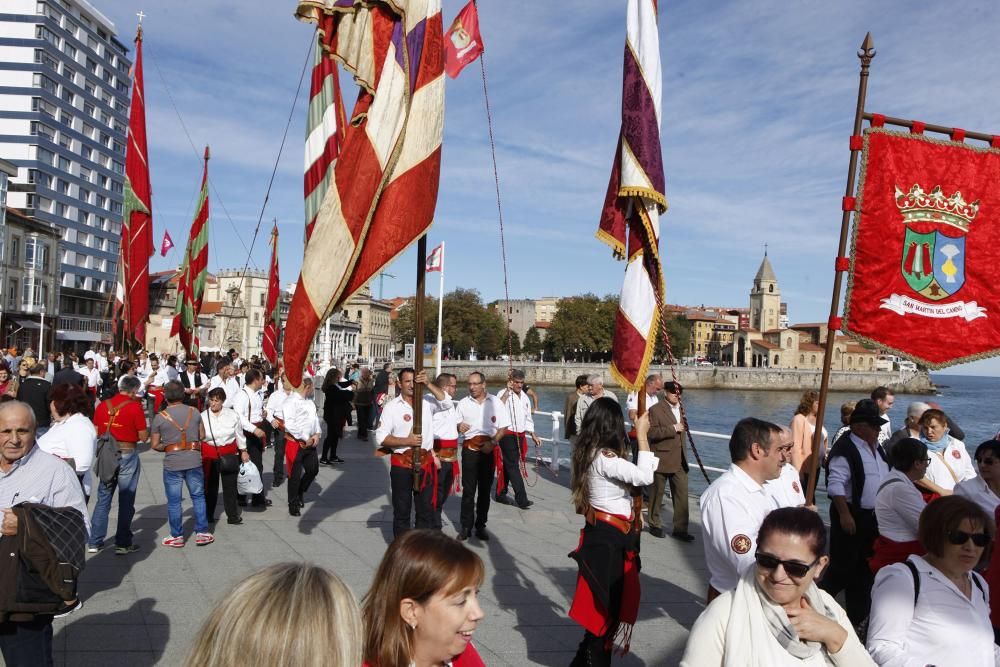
107, 239, 118, 255
34, 49, 58, 70
57, 156, 71, 171
8, 279, 17, 310
54, 202, 66, 217
86, 57, 98, 74
78, 188, 90, 203
63, 68, 76, 85
23, 280, 47, 308
110, 201, 122, 215
37, 147, 55, 165
109, 181, 122, 194
10, 237, 20, 264
59, 111, 72, 126
74, 275, 86, 289
112, 161, 124, 175
95, 194, 106, 209
63, 42, 76, 60
113, 140, 124, 155
56, 179, 68, 195
33, 73, 58, 94
84, 101, 95, 117
58, 133, 71, 149
799, 354, 804, 364
768, 284, 774, 293
81, 146, 92, 160
30, 121, 55, 140
61, 88, 75, 104
79, 165, 92, 181
810, 355, 816, 364
77, 210, 88, 225
35, 25, 60, 47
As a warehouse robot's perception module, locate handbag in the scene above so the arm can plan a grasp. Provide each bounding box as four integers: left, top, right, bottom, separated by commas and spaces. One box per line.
207, 410, 241, 475
93, 400, 122, 484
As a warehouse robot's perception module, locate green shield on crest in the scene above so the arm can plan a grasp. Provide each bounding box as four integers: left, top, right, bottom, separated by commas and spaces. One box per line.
901, 227, 935, 293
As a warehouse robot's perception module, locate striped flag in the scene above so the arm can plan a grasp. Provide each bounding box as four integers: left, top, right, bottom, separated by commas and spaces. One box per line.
114, 26, 154, 346
304, 25, 346, 241
170, 147, 211, 356
262, 225, 281, 364
596, 0, 666, 391
287, 0, 445, 386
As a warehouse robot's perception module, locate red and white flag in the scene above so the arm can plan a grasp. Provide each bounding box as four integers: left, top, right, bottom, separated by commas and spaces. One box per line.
426, 243, 444, 272
287, 0, 445, 386
596, 0, 666, 392
159, 230, 174, 257
444, 0, 484, 79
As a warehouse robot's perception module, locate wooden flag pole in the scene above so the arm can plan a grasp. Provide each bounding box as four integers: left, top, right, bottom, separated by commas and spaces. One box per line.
806, 33, 876, 506
412, 234, 428, 490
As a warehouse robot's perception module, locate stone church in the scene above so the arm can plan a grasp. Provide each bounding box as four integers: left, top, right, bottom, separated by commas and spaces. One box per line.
722, 254, 878, 371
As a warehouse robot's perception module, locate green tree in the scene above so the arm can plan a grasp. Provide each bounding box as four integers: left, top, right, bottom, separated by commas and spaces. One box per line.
523, 326, 543, 357
655, 313, 690, 362
391, 296, 438, 348
543, 294, 615, 361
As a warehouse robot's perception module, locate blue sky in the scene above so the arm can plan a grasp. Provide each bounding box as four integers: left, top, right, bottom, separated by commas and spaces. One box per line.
99, 1, 1000, 374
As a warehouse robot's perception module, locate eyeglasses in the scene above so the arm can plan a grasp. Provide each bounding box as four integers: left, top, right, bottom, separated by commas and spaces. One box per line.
947, 530, 990, 547
923, 457, 932, 464
754, 551, 821, 578
977, 457, 997, 466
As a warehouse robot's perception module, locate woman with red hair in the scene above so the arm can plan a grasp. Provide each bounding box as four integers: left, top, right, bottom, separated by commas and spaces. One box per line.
37, 383, 97, 499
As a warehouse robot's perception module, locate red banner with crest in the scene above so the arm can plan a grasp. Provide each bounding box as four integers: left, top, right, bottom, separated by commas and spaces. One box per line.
843, 128, 1000, 368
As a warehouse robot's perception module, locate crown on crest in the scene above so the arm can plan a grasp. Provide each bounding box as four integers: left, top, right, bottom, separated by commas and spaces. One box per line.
895, 184, 980, 232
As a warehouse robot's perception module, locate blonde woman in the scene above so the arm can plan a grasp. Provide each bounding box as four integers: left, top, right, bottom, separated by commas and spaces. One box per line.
790, 390, 827, 491
185, 562, 362, 666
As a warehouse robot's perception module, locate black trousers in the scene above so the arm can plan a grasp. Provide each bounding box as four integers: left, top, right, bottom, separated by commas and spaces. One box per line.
322, 415, 344, 460
355, 404, 372, 439
432, 461, 456, 529
390, 464, 435, 538
243, 431, 268, 505
0, 617, 53, 667
288, 447, 319, 507
495, 434, 528, 506
460, 447, 495, 531
204, 458, 239, 521
270, 425, 286, 482
820, 504, 878, 626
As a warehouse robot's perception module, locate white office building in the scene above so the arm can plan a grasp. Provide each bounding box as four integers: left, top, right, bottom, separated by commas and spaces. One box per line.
0, 0, 131, 351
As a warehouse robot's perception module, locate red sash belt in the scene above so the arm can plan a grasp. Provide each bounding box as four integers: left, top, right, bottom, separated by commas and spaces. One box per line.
463, 435, 491, 451
284, 436, 307, 476
494, 432, 527, 494
869, 535, 924, 574
586, 509, 633, 535
149, 386, 165, 412
434, 438, 461, 495
201, 441, 237, 478
390, 449, 428, 469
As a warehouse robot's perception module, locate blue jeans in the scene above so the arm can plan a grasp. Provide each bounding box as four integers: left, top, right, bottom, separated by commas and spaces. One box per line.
88, 450, 141, 548
163, 467, 209, 537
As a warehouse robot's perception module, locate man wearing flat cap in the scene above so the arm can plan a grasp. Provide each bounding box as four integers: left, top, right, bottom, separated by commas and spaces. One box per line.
820, 397, 889, 626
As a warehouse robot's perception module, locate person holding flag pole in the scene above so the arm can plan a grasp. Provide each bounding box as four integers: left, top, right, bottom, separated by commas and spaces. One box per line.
426, 242, 445, 377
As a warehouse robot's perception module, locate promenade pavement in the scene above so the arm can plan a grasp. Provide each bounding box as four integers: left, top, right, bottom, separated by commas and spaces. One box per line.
45, 420, 709, 666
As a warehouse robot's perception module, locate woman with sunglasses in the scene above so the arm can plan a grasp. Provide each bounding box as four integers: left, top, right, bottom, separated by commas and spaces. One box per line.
955, 440, 1000, 518
868, 496, 996, 666
869, 437, 928, 573
681, 506, 871, 666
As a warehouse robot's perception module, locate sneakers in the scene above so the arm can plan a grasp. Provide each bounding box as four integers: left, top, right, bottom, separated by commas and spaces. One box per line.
161, 535, 185, 548
86, 544, 102, 554
195, 532, 215, 546
115, 545, 140, 555
53, 598, 84, 619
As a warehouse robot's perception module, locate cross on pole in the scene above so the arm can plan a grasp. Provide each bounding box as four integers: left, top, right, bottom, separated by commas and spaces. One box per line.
136, 11, 146, 24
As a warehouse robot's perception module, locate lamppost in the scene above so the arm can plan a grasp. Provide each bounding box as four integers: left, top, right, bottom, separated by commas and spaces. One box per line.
39, 305, 45, 358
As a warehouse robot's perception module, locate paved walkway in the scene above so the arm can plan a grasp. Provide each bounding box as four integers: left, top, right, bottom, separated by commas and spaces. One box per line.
47, 421, 708, 666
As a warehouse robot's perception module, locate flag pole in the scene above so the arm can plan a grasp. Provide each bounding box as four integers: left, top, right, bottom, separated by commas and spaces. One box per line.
806, 33, 876, 506
435, 241, 445, 378
412, 234, 428, 490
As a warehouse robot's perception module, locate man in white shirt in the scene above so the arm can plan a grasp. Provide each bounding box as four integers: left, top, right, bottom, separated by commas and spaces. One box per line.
374, 367, 448, 539
456, 372, 509, 541
820, 398, 890, 626
265, 366, 289, 488
429, 373, 462, 530
574, 374, 619, 434
699, 417, 790, 601
495, 369, 539, 510
208, 360, 240, 409
231, 369, 270, 509
180, 358, 209, 409
626, 373, 661, 423
871, 386, 894, 444
83, 357, 101, 402
280, 377, 321, 517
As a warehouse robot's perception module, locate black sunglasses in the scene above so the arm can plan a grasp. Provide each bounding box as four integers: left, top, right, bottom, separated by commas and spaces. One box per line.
947, 530, 990, 547
754, 551, 821, 579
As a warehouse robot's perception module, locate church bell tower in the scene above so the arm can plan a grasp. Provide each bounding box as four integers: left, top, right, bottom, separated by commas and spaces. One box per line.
749, 250, 780, 331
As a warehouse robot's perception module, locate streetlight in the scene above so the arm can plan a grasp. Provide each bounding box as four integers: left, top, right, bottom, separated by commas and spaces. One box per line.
39, 305, 45, 358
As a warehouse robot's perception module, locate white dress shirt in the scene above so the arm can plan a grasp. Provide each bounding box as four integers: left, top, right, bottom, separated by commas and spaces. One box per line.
281, 392, 321, 441
954, 476, 1000, 517
874, 469, 925, 542
150, 366, 171, 388
201, 407, 247, 451
265, 385, 288, 422
925, 438, 977, 491
375, 395, 449, 454
457, 394, 510, 439
589, 449, 656, 517
231, 386, 265, 432
700, 463, 783, 592
430, 394, 461, 440
85, 367, 101, 389
37, 413, 97, 475
497, 388, 534, 434
183, 371, 209, 392
868, 555, 1000, 667
625, 391, 659, 412
827, 433, 889, 509
208, 376, 241, 409
764, 463, 806, 508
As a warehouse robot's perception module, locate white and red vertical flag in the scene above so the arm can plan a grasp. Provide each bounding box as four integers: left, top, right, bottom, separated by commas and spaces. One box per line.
287, 0, 445, 386
596, 0, 667, 392
115, 25, 154, 345
262, 225, 281, 365
426, 242, 444, 272
159, 230, 173, 257
444, 0, 484, 79
170, 147, 211, 357
303, 25, 347, 241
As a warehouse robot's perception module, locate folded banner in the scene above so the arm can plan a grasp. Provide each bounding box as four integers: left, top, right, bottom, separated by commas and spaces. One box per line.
843, 128, 1000, 367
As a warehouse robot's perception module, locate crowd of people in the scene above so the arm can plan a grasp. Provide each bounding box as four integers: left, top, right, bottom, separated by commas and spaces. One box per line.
4, 345, 1000, 665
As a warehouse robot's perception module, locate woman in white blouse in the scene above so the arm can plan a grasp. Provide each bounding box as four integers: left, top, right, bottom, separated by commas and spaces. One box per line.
919, 408, 976, 496
568, 397, 656, 666
38, 383, 97, 501
682, 507, 872, 666
955, 440, 1000, 518
201, 387, 250, 525
870, 437, 928, 573
868, 495, 999, 666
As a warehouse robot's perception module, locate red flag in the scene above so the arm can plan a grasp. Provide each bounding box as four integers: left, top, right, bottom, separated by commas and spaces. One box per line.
115, 26, 154, 345
170, 148, 211, 356
160, 230, 174, 257
444, 1, 484, 79
426, 243, 443, 272
843, 128, 1000, 368
262, 226, 281, 364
